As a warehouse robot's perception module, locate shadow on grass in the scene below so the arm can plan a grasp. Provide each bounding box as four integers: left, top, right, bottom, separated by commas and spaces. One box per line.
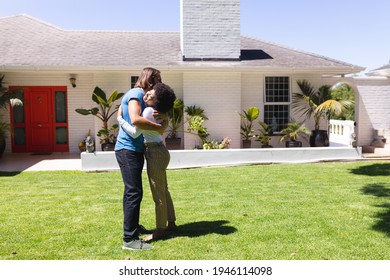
162, 220, 237, 240
350, 163, 390, 176
0, 172, 21, 177
361, 184, 390, 237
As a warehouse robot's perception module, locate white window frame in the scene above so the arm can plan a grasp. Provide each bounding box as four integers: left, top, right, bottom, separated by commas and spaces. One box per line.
263, 76, 291, 133
130, 76, 139, 88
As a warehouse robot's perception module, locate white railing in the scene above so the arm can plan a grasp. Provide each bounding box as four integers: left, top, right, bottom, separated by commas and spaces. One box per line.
329, 120, 355, 146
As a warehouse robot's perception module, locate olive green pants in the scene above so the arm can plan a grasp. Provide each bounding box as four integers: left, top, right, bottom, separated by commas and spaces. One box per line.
145, 142, 176, 229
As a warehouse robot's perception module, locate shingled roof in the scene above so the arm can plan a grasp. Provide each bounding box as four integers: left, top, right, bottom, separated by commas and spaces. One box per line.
0, 14, 363, 74
367, 63, 390, 77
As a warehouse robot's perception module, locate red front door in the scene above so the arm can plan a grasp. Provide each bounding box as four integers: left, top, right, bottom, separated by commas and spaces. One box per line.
29, 88, 53, 153
10, 86, 69, 153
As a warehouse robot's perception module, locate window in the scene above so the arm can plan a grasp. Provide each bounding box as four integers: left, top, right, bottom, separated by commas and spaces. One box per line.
54, 90, 68, 145
264, 77, 290, 132
12, 89, 25, 146
130, 76, 138, 88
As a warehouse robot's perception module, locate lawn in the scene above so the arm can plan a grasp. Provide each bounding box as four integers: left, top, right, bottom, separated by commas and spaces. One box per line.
0, 160, 389, 260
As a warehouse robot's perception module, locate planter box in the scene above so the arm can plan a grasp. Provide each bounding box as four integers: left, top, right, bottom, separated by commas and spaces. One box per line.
81, 147, 362, 172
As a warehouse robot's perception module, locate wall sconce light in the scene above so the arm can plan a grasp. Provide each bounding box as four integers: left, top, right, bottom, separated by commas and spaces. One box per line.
69, 75, 77, 88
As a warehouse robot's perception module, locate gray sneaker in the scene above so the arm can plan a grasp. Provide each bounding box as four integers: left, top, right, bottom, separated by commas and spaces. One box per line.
122, 239, 153, 250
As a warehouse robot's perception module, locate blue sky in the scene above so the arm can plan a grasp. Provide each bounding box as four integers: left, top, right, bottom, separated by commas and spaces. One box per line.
1, 0, 389, 73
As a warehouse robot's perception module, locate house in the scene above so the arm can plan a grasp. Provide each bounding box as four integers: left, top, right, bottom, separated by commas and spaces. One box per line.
352, 64, 390, 153
1, 0, 368, 156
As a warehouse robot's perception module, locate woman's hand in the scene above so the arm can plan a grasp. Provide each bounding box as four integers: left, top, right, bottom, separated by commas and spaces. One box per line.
117, 105, 123, 117
153, 111, 169, 134
153, 111, 168, 124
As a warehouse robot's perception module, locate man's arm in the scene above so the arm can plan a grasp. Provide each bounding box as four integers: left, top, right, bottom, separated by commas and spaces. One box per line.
129, 99, 168, 134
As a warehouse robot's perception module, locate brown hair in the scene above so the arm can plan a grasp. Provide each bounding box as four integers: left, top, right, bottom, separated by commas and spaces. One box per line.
134, 67, 162, 91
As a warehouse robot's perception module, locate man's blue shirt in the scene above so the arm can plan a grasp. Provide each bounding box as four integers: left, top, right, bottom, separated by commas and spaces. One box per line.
115, 88, 146, 153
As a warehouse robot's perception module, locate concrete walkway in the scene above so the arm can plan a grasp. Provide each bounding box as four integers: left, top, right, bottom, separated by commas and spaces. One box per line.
0, 153, 82, 172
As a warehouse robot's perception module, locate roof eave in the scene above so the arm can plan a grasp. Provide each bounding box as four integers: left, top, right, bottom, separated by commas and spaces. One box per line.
0, 64, 365, 75
366, 69, 390, 77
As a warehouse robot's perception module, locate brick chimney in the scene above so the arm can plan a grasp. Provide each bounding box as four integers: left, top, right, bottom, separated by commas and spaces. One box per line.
180, 0, 241, 61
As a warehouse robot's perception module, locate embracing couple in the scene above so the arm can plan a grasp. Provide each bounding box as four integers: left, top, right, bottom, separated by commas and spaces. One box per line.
115, 67, 177, 250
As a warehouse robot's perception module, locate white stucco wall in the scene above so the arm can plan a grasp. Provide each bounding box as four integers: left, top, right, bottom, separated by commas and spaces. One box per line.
240, 72, 263, 148
3, 71, 387, 154
353, 76, 390, 146
182, 71, 241, 149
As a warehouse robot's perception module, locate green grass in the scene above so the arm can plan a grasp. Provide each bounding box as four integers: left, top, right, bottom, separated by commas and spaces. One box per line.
0, 160, 389, 260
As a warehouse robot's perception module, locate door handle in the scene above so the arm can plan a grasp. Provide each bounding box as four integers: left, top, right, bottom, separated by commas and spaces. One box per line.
37, 124, 42, 127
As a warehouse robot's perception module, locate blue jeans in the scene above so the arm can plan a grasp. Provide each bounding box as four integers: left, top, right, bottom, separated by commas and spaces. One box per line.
115, 149, 144, 242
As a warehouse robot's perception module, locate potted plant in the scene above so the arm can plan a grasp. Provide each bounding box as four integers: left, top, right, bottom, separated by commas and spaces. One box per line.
0, 120, 10, 158
165, 101, 209, 149
185, 105, 209, 147
75, 86, 124, 151
203, 136, 231, 149
293, 80, 353, 147
0, 75, 23, 158
279, 121, 312, 147
238, 107, 259, 148
165, 98, 184, 150
97, 123, 118, 151
255, 121, 273, 148
78, 138, 86, 152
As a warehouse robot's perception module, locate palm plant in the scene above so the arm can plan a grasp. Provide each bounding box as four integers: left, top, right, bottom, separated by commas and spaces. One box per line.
0, 75, 23, 109
0, 75, 23, 157
166, 98, 184, 139
239, 107, 259, 140
293, 80, 353, 147
280, 121, 312, 147
255, 121, 273, 147
165, 101, 208, 149
185, 105, 209, 144
0, 120, 10, 145
293, 80, 353, 130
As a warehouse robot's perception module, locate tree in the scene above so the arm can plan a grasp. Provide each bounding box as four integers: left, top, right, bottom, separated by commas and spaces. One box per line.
330, 83, 355, 120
